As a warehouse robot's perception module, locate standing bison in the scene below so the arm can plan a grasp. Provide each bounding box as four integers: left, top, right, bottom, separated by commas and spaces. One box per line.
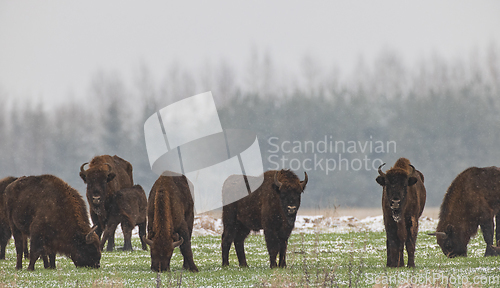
4, 175, 101, 270
80, 155, 134, 251
376, 158, 426, 267
221, 169, 308, 268
144, 173, 198, 272
0, 176, 18, 259
99, 185, 148, 251
430, 166, 500, 257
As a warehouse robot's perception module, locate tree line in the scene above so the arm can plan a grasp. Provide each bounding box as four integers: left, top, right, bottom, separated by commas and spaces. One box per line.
1, 47, 499, 209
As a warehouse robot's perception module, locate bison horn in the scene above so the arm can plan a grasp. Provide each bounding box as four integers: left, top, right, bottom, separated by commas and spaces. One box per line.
274, 171, 282, 189
409, 164, 416, 175
378, 163, 386, 177
172, 237, 184, 248
428, 232, 447, 237
86, 225, 98, 244
80, 162, 89, 173
300, 172, 308, 190
142, 235, 154, 247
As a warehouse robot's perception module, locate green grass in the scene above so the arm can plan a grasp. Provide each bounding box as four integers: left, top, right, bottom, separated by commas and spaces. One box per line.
0, 232, 500, 287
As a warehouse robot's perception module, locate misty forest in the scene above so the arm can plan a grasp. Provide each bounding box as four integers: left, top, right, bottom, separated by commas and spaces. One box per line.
1, 47, 499, 209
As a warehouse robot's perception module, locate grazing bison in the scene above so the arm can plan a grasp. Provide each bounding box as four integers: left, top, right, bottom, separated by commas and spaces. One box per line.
430, 166, 500, 257
144, 174, 198, 272
221, 169, 308, 268
376, 158, 426, 267
0, 177, 18, 259
80, 155, 134, 251
99, 185, 148, 251
4, 175, 101, 270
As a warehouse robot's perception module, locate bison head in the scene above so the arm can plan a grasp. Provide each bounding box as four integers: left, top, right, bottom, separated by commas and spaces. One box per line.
72, 226, 101, 268
274, 170, 308, 225
376, 163, 418, 222
143, 234, 183, 272
430, 225, 468, 258
80, 162, 116, 216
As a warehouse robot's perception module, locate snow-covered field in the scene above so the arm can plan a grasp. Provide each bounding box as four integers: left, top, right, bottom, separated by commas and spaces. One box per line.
121, 215, 439, 238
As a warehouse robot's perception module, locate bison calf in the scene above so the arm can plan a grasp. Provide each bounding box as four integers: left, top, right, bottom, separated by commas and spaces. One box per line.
144, 174, 198, 272
431, 166, 500, 257
376, 158, 426, 267
100, 185, 148, 251
4, 175, 101, 270
222, 169, 307, 268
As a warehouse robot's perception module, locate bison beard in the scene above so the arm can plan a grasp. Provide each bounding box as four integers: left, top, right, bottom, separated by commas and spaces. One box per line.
430, 166, 500, 258
4, 175, 101, 270
376, 158, 426, 268
221, 169, 307, 268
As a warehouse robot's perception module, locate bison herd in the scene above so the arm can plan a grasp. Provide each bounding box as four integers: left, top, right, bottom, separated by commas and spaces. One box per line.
0, 154, 500, 271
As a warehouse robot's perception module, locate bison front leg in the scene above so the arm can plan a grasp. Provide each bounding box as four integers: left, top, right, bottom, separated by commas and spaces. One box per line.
386, 233, 405, 267
100, 220, 119, 252
278, 239, 288, 268
264, 230, 280, 268
178, 228, 199, 272
405, 219, 418, 267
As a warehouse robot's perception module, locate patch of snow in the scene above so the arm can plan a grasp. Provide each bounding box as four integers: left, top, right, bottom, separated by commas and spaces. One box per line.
113, 214, 439, 238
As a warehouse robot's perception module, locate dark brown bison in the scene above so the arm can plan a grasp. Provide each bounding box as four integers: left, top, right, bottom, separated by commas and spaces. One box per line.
221, 169, 308, 268
99, 185, 148, 251
376, 158, 426, 267
430, 166, 500, 257
143, 174, 198, 272
0, 176, 18, 259
80, 155, 134, 251
4, 175, 101, 270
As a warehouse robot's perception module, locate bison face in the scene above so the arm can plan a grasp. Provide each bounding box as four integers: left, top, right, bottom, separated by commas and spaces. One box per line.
143, 235, 183, 272
376, 165, 417, 223
80, 163, 116, 216
72, 227, 101, 268
274, 171, 308, 225
434, 225, 468, 258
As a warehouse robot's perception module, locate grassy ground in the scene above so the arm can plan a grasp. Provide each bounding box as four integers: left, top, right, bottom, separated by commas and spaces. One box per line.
0, 231, 499, 287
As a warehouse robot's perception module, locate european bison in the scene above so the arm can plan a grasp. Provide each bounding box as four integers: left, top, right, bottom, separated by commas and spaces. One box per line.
0, 176, 18, 259
376, 158, 426, 267
144, 173, 198, 272
430, 166, 500, 257
221, 169, 308, 268
4, 175, 101, 270
80, 155, 134, 251
99, 185, 148, 251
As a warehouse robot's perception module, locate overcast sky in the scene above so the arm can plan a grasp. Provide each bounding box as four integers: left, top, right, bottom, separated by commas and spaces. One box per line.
1, 1, 499, 106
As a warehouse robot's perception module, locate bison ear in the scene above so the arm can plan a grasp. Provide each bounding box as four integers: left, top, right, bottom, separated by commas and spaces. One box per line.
408, 177, 418, 186
80, 172, 87, 183
107, 172, 116, 183
376, 176, 385, 186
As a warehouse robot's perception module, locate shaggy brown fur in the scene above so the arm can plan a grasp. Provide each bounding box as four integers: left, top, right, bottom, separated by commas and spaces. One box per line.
222, 169, 307, 268
434, 166, 500, 257
80, 155, 134, 251
4, 175, 101, 270
99, 185, 147, 251
376, 158, 426, 267
146, 174, 198, 272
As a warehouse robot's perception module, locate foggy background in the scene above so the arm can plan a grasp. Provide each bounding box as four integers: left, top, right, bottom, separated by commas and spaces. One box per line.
1, 1, 499, 209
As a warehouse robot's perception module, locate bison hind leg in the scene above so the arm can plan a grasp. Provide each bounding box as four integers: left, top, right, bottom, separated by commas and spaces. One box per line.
234, 227, 250, 267
221, 229, 236, 267
138, 222, 147, 251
